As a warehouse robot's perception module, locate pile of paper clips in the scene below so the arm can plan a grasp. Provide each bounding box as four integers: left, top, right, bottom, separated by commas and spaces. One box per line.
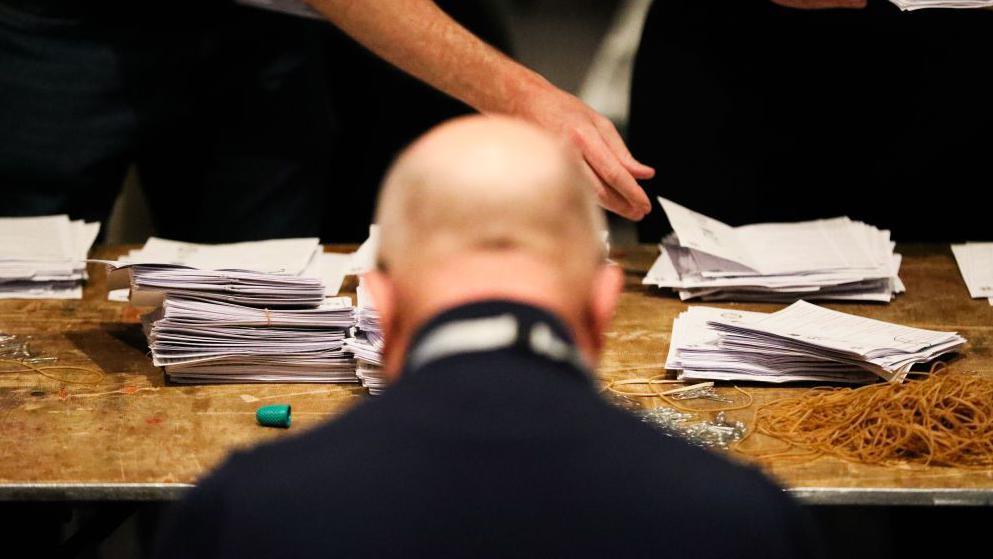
0, 332, 56, 364
603, 376, 751, 449
638, 408, 747, 450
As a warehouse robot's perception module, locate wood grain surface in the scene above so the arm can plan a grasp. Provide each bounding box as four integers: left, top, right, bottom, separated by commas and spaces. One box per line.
0, 244, 990, 502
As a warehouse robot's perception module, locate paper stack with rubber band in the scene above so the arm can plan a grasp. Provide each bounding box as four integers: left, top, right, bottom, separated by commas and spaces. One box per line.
644, 197, 904, 303
666, 301, 965, 384
144, 295, 356, 384
102, 236, 361, 384
102, 236, 351, 304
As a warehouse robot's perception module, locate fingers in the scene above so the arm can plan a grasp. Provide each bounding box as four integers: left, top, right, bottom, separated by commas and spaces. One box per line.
574, 128, 651, 220
592, 114, 655, 180
578, 160, 644, 222
600, 182, 643, 221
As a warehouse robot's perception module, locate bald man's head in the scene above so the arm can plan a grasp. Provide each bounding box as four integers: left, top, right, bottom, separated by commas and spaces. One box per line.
365, 115, 622, 377
376, 115, 605, 278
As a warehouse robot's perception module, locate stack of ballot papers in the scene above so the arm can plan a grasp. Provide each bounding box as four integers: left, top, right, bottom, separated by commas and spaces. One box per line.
127, 266, 327, 308
102, 236, 381, 384
890, 0, 993, 9
644, 197, 904, 303
666, 301, 966, 384
145, 295, 356, 384
103, 229, 384, 385
344, 282, 385, 394
0, 215, 100, 300
106, 237, 351, 302
951, 243, 993, 305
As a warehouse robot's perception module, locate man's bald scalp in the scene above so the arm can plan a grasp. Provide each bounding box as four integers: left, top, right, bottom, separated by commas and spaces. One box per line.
375, 115, 606, 278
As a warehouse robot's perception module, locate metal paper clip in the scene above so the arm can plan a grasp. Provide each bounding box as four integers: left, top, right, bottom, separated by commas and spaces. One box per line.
661, 382, 733, 403
639, 407, 747, 449
0, 332, 57, 364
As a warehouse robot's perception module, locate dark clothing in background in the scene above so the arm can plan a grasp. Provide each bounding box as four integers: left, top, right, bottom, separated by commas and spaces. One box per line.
319, 0, 511, 241
154, 301, 819, 558
630, 0, 993, 243
0, 1, 510, 243
0, 1, 332, 242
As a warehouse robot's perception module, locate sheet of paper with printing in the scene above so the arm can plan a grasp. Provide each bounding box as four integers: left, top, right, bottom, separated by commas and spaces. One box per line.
951, 243, 993, 305
644, 197, 904, 303
666, 301, 965, 384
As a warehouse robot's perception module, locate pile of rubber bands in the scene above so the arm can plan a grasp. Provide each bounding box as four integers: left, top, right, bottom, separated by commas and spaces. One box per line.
737, 369, 993, 468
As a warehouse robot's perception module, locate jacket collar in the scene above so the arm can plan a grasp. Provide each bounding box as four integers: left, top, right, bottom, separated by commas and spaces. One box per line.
404, 300, 590, 379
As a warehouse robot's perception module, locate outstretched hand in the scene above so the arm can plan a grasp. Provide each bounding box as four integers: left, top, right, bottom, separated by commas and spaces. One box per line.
305, 0, 656, 219
517, 87, 655, 221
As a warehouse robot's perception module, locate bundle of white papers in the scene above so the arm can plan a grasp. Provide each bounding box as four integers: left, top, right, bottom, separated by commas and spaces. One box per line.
644, 197, 904, 303
106, 237, 351, 301
0, 215, 100, 300
951, 243, 993, 305
104, 229, 383, 385
890, 0, 993, 10
154, 295, 356, 328
145, 295, 357, 384
126, 265, 327, 308
344, 282, 386, 394
667, 301, 965, 384
116, 237, 320, 274
352, 356, 385, 394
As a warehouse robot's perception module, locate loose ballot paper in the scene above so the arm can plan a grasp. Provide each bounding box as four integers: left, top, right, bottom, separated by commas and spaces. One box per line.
666, 301, 966, 384
644, 197, 904, 303
889, 1, 993, 9
951, 243, 993, 306
235, 0, 322, 18
0, 215, 99, 300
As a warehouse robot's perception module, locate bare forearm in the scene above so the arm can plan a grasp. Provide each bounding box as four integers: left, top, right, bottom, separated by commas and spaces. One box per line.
306, 0, 655, 221
306, 0, 550, 116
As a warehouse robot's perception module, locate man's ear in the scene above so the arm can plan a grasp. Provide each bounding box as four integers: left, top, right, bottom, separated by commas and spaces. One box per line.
361, 270, 395, 340
590, 263, 624, 338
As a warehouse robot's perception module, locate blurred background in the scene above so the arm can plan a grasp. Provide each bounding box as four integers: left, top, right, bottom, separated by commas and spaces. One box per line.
9, 0, 992, 248
105, 0, 644, 245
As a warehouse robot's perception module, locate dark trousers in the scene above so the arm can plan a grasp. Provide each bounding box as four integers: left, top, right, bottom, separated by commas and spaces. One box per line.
318, 0, 512, 242
0, 2, 332, 242
630, 0, 993, 242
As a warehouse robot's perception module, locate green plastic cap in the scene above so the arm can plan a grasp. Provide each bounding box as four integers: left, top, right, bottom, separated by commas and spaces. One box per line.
256, 404, 292, 428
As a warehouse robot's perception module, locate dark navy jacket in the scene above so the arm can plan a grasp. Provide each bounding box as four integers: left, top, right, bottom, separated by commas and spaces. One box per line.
154, 301, 820, 558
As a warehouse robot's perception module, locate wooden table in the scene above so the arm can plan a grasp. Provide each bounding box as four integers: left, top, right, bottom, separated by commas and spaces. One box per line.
1, 245, 990, 505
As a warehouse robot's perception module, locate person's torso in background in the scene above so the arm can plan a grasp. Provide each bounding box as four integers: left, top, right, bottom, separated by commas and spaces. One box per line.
631, 0, 993, 242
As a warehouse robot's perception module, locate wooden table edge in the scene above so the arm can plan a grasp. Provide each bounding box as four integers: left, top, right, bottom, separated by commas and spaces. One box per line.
1, 484, 991, 506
